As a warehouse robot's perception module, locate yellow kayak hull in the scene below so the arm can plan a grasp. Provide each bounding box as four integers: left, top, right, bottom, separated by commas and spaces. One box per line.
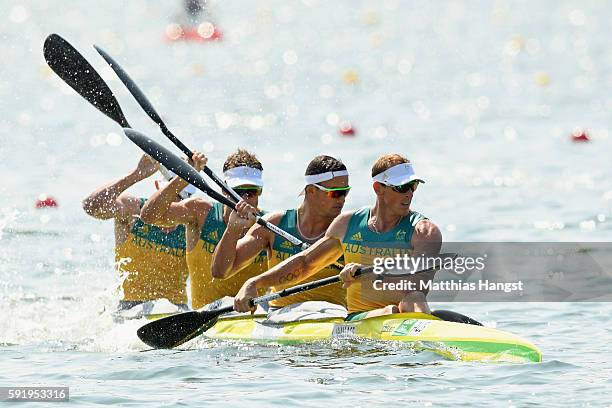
204, 312, 542, 363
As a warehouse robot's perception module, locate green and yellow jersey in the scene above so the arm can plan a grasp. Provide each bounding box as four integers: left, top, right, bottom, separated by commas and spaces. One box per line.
341, 206, 427, 313
188, 202, 268, 309
115, 199, 188, 305
268, 209, 346, 308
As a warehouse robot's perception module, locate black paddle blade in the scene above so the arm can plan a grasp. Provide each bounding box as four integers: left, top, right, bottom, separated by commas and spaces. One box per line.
431, 310, 483, 326
123, 128, 235, 208
43, 33, 130, 128
93, 45, 165, 128
137, 311, 219, 349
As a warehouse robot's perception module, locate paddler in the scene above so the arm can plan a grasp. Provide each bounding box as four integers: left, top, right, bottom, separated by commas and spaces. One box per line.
82, 154, 194, 310
211, 155, 350, 309
233, 154, 442, 320
140, 149, 268, 309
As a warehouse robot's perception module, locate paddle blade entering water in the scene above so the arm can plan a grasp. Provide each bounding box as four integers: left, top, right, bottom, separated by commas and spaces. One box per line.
137, 311, 219, 349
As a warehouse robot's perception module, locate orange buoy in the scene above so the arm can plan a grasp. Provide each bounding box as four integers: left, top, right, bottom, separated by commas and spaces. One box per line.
35, 194, 58, 208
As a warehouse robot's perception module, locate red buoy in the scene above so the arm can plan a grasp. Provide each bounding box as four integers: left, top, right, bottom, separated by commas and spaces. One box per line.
164, 22, 223, 43
570, 130, 590, 142
339, 121, 356, 136
35, 194, 58, 208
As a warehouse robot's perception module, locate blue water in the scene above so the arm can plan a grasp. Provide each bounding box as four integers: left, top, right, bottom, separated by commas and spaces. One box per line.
1, 0, 612, 406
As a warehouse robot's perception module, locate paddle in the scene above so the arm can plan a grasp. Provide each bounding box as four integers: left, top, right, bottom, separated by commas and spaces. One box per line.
43, 34, 181, 181
123, 128, 329, 249
431, 310, 482, 326
92, 45, 245, 206
43, 34, 130, 128
44, 34, 312, 250
137, 261, 445, 349
43, 35, 232, 199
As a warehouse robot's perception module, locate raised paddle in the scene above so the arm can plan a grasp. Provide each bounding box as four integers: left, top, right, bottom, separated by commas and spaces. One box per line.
137, 262, 446, 349
44, 34, 313, 251
43, 34, 130, 128
93, 44, 246, 206
43, 34, 182, 181
42, 34, 208, 186
123, 128, 339, 251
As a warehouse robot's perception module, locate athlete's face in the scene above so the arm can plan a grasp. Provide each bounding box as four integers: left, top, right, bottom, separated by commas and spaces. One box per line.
307, 175, 349, 217
374, 182, 414, 216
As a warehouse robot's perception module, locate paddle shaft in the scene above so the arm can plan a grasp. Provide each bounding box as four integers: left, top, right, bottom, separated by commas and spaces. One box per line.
201, 262, 441, 320
93, 45, 247, 206
45, 35, 328, 255
251, 257, 450, 306
135, 251, 453, 348
123, 129, 330, 254
93, 44, 314, 251
42, 35, 184, 184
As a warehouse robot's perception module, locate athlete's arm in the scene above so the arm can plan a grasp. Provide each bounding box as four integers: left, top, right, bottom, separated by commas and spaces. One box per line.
409, 219, 443, 294
140, 152, 209, 227
234, 212, 352, 312
211, 208, 279, 279
82, 154, 158, 222
411, 219, 442, 257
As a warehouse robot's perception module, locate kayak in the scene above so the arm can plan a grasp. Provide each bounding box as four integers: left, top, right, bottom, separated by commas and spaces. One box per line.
203, 312, 542, 363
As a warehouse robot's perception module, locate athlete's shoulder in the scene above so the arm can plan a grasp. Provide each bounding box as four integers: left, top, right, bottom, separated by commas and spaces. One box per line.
324, 210, 355, 239
116, 193, 141, 216
261, 210, 284, 225
337, 209, 358, 221
183, 196, 213, 212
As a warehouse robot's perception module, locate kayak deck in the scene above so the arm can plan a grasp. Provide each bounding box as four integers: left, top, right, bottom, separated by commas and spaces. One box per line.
204, 312, 542, 363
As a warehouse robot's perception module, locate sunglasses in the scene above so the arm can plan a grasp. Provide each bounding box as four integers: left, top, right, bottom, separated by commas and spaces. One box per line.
386, 181, 419, 194
233, 186, 263, 198
312, 183, 351, 198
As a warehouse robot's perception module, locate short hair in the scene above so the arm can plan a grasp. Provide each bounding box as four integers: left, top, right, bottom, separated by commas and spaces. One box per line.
305, 155, 346, 175
223, 149, 263, 172
371, 154, 410, 177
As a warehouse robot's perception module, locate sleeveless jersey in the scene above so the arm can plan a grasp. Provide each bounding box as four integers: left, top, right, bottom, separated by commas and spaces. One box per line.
115, 198, 188, 305
341, 206, 427, 313
187, 202, 268, 309
268, 209, 346, 308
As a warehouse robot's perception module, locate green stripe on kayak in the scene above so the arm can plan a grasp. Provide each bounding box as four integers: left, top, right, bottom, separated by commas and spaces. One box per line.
440, 340, 542, 362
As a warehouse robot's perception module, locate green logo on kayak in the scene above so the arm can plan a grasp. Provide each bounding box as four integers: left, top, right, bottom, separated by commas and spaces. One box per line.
392, 319, 431, 336
392, 320, 416, 336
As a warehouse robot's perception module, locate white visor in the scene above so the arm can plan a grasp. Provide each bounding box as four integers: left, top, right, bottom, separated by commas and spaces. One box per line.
304, 170, 349, 185
300, 169, 349, 196
372, 163, 425, 186
224, 166, 264, 188
158, 165, 197, 199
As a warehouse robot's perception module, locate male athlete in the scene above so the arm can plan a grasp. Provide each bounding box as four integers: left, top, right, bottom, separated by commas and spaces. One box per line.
212, 155, 350, 308
233, 154, 442, 320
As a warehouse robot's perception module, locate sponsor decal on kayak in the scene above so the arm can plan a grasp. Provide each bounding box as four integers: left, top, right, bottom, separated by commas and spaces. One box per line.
381, 324, 395, 333
332, 324, 356, 339
391, 320, 431, 336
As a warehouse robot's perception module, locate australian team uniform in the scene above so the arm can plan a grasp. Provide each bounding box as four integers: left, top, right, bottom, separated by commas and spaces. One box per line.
341, 206, 427, 320
115, 198, 188, 307
188, 202, 268, 309
268, 209, 347, 308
